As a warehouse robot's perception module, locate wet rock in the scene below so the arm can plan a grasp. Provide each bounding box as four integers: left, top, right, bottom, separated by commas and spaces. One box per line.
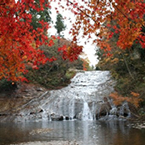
50, 114, 63, 121
129, 121, 145, 130
98, 102, 111, 117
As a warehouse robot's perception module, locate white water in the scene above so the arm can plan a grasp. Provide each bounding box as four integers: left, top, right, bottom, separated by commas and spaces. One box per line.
82, 102, 93, 120
69, 97, 75, 120
81, 94, 93, 120
41, 109, 48, 121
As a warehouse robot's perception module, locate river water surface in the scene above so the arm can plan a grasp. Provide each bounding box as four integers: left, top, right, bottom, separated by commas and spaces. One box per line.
0, 120, 145, 145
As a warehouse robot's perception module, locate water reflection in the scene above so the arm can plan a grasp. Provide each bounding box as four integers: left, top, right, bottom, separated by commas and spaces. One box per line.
0, 120, 145, 145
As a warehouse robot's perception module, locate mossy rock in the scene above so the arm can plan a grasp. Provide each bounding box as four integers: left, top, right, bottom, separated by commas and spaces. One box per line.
65, 70, 76, 79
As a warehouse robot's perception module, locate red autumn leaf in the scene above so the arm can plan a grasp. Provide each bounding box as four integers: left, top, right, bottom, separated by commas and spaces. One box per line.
48, 39, 54, 47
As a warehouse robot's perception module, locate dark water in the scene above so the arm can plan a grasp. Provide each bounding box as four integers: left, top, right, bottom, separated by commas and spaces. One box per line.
0, 120, 145, 145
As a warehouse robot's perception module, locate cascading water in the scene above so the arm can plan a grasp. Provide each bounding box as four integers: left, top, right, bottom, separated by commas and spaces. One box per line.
41, 109, 48, 121
69, 97, 75, 120
119, 102, 131, 118
2, 71, 131, 122
82, 102, 93, 120
81, 94, 93, 120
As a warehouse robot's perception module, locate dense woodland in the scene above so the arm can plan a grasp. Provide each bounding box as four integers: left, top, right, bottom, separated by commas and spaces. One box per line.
0, 0, 145, 117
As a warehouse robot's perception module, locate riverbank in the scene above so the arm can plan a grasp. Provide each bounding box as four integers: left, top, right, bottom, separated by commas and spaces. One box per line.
126, 116, 145, 130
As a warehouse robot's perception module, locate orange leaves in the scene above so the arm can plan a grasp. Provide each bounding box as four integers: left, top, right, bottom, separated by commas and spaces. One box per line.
110, 92, 142, 108
62, 0, 145, 58
130, 92, 140, 98
58, 42, 83, 62
117, 28, 139, 49
0, 0, 15, 8
112, 1, 144, 48
110, 58, 119, 64
95, 0, 145, 53
91, 0, 96, 5
66, 44, 83, 61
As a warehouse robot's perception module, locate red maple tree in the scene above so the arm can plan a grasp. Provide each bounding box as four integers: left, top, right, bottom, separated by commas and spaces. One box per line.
0, 0, 53, 82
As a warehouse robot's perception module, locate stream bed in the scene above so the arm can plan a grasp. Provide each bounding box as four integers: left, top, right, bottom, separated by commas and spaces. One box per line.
0, 120, 145, 145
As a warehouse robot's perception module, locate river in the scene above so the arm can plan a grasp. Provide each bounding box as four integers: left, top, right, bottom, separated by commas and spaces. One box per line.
0, 120, 145, 145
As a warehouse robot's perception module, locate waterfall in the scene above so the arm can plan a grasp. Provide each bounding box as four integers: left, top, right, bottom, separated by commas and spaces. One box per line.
13, 71, 126, 122
0, 70, 133, 123
82, 102, 93, 120
69, 97, 75, 120
41, 109, 48, 121
108, 98, 118, 116
91, 102, 96, 120
81, 94, 93, 121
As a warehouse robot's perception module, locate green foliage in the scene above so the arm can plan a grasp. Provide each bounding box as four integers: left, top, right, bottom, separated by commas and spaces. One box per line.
54, 13, 66, 36
25, 66, 69, 89
25, 38, 83, 89
29, 0, 51, 30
